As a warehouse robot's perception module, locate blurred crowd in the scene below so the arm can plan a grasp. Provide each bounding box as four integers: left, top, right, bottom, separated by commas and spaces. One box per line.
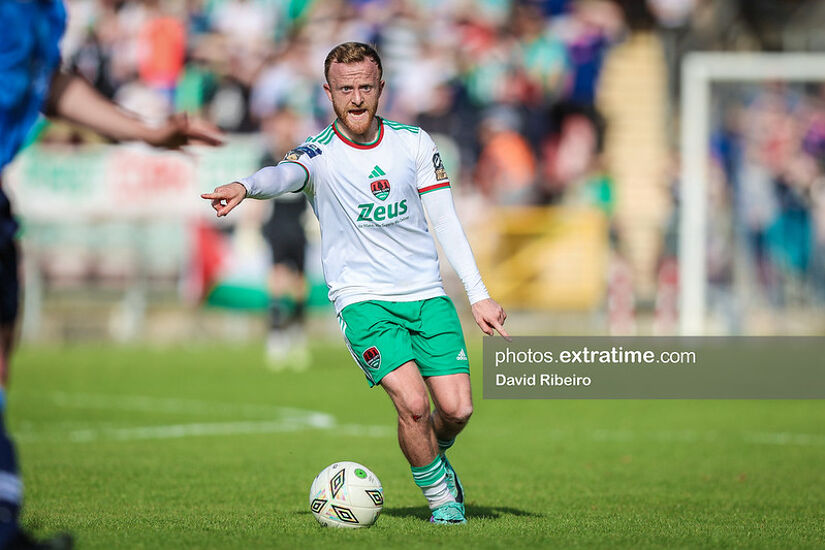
60, 0, 629, 207
706, 83, 825, 313
39, 0, 825, 332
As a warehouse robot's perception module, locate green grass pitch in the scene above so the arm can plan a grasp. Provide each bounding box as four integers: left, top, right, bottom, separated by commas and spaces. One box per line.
7, 341, 825, 549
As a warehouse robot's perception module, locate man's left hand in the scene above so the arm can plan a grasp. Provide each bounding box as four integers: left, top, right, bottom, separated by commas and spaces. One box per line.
471, 298, 511, 341
144, 113, 224, 149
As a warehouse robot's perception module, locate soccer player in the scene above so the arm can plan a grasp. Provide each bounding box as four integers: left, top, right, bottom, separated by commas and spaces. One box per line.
202, 42, 509, 525
258, 107, 311, 370
0, 2, 221, 548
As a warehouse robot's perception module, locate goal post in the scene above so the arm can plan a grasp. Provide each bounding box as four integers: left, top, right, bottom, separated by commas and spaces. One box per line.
679, 52, 825, 335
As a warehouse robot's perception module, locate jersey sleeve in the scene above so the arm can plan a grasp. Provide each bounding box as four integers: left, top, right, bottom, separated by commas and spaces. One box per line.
415, 130, 451, 196
276, 142, 323, 194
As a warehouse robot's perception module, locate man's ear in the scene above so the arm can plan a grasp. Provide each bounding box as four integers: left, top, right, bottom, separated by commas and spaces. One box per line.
323, 82, 332, 102
378, 80, 385, 98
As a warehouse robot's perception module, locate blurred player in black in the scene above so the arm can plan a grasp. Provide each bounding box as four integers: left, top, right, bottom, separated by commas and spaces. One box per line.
258, 107, 310, 369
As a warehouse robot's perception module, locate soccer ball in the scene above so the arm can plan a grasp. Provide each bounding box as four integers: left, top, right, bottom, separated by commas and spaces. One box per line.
309, 461, 383, 528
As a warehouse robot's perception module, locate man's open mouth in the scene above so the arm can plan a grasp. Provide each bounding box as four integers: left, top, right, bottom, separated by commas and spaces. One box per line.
349, 109, 367, 116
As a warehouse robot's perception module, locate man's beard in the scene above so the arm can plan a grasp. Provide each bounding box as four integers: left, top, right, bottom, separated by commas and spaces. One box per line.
334, 101, 377, 138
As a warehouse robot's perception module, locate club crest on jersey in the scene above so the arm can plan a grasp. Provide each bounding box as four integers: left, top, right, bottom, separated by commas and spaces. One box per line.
362, 347, 381, 369
370, 179, 390, 201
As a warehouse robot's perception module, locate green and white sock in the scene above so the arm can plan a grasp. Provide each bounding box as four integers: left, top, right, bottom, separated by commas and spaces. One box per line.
437, 437, 455, 454
411, 456, 454, 510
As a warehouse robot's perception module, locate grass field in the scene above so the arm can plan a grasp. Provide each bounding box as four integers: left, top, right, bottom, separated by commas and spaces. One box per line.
7, 340, 825, 549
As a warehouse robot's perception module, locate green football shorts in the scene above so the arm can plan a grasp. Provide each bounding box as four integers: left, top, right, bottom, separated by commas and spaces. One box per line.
338, 296, 470, 387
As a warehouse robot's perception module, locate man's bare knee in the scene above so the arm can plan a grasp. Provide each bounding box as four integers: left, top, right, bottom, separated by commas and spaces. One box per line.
439, 403, 473, 426
398, 394, 431, 425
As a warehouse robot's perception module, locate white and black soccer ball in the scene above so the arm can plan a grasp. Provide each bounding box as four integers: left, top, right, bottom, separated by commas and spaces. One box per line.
309, 461, 383, 528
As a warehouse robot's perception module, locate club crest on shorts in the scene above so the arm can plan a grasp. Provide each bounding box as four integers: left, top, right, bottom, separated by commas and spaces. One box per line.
362, 346, 381, 369
370, 179, 390, 201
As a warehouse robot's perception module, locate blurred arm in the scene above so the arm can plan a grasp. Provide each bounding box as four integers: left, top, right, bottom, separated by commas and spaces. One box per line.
420, 188, 490, 304
44, 71, 222, 147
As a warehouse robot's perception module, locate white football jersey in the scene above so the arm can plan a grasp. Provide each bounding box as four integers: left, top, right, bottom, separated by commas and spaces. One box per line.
279, 117, 453, 312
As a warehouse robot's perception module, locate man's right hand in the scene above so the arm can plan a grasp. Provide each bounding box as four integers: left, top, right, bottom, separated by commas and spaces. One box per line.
471, 297, 511, 341
201, 182, 247, 217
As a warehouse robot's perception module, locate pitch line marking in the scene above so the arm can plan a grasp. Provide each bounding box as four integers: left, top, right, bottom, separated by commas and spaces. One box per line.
741, 431, 825, 446
65, 420, 394, 443
47, 392, 324, 419
20, 393, 825, 447
588, 428, 825, 447
13, 392, 394, 443
488, 427, 825, 447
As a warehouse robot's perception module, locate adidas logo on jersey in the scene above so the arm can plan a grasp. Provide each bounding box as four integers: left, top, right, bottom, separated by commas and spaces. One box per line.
368, 165, 386, 179
456, 349, 468, 361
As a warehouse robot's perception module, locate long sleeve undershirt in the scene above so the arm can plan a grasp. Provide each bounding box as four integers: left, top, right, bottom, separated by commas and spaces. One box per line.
420, 189, 490, 305
237, 162, 306, 199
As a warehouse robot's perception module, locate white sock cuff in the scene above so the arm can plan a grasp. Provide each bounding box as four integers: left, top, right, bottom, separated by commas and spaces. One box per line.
0, 472, 22, 505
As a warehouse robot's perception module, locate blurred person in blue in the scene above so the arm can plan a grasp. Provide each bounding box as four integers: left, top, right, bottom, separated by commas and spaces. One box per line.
0, 2, 221, 548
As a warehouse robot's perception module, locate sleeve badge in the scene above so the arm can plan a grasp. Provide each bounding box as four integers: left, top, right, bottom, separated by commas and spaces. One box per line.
432, 152, 448, 181
283, 144, 322, 162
